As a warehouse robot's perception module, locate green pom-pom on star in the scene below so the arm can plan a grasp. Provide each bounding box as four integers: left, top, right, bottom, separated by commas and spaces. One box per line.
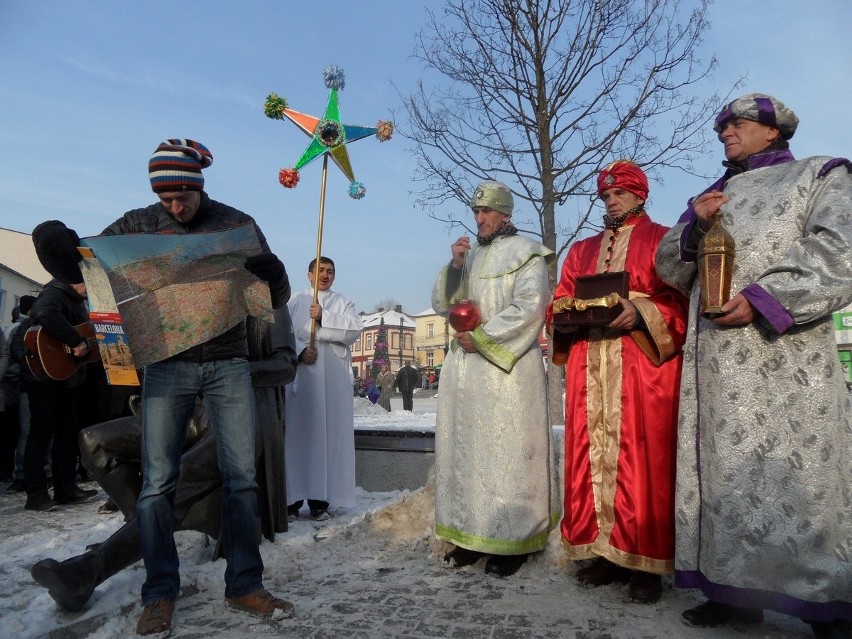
264, 93, 288, 120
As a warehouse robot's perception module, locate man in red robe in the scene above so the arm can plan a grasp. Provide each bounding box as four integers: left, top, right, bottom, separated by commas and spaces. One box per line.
548, 161, 687, 604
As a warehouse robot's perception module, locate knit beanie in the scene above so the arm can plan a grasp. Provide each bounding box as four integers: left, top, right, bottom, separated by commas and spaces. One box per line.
148, 139, 213, 193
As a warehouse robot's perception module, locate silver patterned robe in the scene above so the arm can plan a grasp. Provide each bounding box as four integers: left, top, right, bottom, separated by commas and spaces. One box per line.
656, 154, 852, 622
431, 234, 560, 555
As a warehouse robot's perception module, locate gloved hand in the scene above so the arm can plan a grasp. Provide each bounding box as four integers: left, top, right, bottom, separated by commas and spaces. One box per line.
32, 220, 84, 284
245, 252, 285, 283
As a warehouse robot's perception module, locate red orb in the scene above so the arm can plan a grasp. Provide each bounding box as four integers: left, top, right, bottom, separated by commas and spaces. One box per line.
448, 299, 481, 332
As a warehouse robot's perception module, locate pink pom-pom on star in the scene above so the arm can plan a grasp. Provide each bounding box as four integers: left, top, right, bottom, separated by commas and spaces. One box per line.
278, 168, 300, 188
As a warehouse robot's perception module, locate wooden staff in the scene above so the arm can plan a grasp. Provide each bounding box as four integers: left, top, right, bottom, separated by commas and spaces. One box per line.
309, 153, 330, 349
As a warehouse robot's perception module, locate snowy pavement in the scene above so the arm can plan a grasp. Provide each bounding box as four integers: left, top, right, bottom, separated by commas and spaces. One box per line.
0, 394, 814, 638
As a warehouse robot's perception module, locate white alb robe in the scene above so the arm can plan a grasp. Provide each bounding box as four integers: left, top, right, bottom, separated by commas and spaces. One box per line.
285, 287, 362, 509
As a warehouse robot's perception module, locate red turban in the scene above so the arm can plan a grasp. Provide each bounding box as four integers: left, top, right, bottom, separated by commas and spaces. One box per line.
597, 160, 649, 201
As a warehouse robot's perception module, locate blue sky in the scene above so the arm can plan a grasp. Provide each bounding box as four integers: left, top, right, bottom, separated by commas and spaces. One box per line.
1, 1, 850, 315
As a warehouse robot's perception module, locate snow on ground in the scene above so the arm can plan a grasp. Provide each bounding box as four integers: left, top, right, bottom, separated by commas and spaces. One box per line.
352, 394, 437, 430
0, 392, 813, 639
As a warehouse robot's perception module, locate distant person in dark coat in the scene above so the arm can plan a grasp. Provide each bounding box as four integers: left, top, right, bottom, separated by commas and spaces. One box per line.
395, 362, 418, 411
5, 294, 37, 493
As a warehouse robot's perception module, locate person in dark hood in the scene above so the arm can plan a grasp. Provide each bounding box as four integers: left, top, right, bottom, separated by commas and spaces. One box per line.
23, 223, 97, 512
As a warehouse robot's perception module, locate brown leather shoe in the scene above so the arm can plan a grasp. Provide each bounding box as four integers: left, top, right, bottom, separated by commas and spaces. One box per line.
225, 588, 294, 619
681, 600, 763, 627
628, 571, 662, 604
136, 599, 175, 636
576, 557, 631, 587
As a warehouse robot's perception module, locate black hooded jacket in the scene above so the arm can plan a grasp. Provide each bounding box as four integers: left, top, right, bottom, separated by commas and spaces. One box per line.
24, 279, 89, 388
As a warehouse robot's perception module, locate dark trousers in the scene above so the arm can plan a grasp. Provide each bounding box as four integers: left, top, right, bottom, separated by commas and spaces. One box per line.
288, 499, 329, 513
0, 403, 20, 479
24, 383, 80, 497
401, 390, 414, 412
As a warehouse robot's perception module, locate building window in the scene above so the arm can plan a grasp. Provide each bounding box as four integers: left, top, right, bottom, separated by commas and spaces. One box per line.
392, 333, 399, 349
427, 322, 434, 338
366, 333, 372, 350
404, 334, 411, 349
427, 351, 434, 367
354, 341, 360, 352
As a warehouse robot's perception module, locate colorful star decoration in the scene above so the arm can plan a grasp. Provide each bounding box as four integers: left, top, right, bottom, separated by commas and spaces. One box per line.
264, 65, 393, 199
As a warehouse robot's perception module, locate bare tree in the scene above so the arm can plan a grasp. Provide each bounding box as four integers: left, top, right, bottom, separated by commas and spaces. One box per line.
373, 298, 403, 313
398, 0, 737, 424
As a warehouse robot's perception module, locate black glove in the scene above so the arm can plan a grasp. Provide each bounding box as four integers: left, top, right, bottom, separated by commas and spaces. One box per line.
32, 220, 84, 284
245, 252, 285, 283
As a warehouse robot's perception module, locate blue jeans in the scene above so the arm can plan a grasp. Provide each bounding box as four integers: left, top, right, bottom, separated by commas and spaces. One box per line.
138, 358, 262, 603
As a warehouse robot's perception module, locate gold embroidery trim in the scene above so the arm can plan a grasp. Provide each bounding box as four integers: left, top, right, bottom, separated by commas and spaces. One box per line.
585, 225, 632, 550
552, 292, 621, 313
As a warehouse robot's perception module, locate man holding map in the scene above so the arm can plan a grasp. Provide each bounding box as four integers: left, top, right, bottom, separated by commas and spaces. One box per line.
34, 138, 293, 636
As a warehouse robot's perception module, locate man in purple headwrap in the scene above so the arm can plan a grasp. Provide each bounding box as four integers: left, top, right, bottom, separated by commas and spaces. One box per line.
656, 94, 852, 638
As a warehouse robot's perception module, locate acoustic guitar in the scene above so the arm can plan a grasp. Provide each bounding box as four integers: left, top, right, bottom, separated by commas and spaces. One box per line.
24, 322, 101, 381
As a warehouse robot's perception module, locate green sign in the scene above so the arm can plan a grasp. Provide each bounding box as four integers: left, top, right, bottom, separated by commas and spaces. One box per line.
834, 311, 852, 330
840, 349, 851, 384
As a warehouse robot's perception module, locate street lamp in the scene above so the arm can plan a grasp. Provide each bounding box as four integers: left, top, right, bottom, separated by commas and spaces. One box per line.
399, 315, 404, 367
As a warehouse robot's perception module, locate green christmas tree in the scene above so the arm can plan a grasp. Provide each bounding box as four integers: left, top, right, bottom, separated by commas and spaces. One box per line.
370, 319, 391, 380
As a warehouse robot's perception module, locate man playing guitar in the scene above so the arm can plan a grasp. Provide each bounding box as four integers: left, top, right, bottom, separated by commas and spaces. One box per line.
21, 222, 98, 512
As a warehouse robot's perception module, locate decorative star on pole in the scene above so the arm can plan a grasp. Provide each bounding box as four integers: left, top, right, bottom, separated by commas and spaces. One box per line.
263, 66, 393, 348
264, 65, 393, 199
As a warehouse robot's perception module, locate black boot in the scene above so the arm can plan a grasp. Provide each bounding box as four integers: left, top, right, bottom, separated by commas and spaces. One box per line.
31, 519, 142, 611
682, 600, 763, 627
31, 553, 103, 612
442, 546, 485, 568
484, 553, 528, 578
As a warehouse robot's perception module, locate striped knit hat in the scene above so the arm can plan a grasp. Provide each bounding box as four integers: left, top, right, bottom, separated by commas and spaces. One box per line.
148, 139, 213, 193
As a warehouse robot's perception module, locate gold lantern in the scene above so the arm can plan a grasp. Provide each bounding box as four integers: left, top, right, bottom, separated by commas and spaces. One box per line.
697, 212, 736, 318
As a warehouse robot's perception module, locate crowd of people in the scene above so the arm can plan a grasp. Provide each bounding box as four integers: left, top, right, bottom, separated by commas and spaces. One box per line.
3, 93, 850, 638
